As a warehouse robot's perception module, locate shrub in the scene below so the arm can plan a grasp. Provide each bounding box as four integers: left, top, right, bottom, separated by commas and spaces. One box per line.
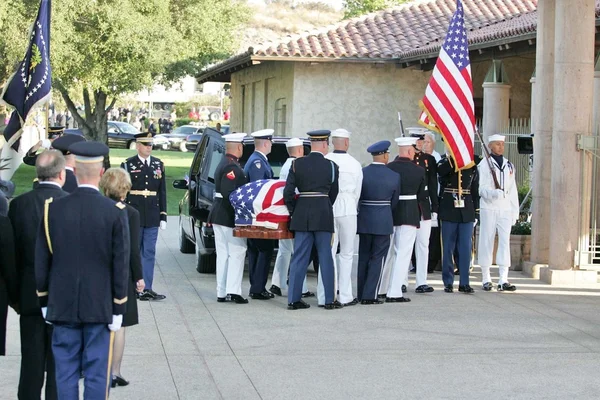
511, 221, 531, 235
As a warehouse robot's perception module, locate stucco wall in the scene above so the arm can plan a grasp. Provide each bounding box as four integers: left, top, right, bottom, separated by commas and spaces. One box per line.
229, 62, 295, 135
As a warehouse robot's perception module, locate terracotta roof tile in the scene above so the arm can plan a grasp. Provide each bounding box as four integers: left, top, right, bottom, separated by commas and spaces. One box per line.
253, 0, 538, 60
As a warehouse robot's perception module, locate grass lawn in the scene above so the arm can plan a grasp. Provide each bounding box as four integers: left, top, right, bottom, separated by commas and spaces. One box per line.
10, 148, 194, 216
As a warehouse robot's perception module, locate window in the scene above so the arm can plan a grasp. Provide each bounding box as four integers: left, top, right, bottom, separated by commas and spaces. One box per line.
207, 141, 225, 183
274, 98, 286, 136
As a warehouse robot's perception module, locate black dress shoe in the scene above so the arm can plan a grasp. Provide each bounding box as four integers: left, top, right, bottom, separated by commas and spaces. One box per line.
402, 285, 407, 293
302, 291, 315, 298
288, 300, 311, 310
377, 293, 387, 299
498, 282, 517, 292
249, 292, 271, 300
482, 282, 493, 291
385, 297, 411, 303
228, 294, 249, 304
111, 375, 129, 388
269, 285, 282, 296
262, 290, 275, 298
343, 298, 359, 306
143, 289, 166, 301
415, 285, 434, 293
444, 285, 454, 293
361, 299, 384, 305
324, 302, 344, 310
458, 285, 474, 294
217, 297, 227, 303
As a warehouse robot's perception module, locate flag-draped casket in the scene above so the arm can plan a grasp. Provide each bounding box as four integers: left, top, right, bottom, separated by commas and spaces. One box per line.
229, 179, 294, 239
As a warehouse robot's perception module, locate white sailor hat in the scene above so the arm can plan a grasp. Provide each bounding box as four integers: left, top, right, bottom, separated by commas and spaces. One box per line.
394, 137, 418, 147
285, 137, 303, 148
488, 134, 506, 143
331, 128, 351, 138
251, 129, 274, 139
223, 133, 247, 143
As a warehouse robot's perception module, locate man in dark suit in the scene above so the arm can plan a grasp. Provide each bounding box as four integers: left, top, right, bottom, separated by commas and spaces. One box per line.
9, 150, 69, 400
243, 129, 276, 300
208, 133, 249, 304
121, 132, 167, 301
438, 153, 479, 293
284, 130, 339, 310
35, 141, 129, 399
0, 215, 18, 357
49, 134, 86, 193
383, 137, 426, 303
356, 141, 400, 304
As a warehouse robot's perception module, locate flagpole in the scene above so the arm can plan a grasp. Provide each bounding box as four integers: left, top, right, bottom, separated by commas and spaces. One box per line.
45, 96, 49, 140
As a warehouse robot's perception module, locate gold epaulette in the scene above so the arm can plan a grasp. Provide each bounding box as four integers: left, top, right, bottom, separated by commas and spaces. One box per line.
44, 197, 53, 254
115, 202, 126, 210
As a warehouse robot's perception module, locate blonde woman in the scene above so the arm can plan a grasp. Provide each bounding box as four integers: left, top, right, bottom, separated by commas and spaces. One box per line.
100, 168, 145, 387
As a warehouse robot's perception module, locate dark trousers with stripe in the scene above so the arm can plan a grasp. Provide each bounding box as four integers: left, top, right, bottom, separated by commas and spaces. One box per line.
247, 239, 274, 294
139, 227, 159, 290
288, 231, 334, 304
18, 315, 57, 400
357, 234, 390, 301
52, 323, 112, 400
441, 221, 473, 287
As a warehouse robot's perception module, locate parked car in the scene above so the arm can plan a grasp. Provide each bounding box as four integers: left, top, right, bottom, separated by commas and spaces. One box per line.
152, 134, 171, 150
106, 121, 141, 149
173, 128, 310, 273
198, 106, 222, 121
184, 125, 229, 152
63, 121, 140, 149
157, 125, 204, 152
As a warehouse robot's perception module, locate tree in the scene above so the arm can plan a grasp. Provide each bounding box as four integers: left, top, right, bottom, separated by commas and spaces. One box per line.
0, 0, 249, 159
343, 0, 408, 19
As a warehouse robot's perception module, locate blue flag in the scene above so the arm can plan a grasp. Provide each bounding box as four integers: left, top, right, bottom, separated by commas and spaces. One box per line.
0, 0, 52, 151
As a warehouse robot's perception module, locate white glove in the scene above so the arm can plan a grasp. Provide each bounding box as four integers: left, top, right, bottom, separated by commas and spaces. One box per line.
160, 221, 167, 230
41, 307, 52, 325
41, 138, 52, 149
493, 189, 504, 199
431, 212, 438, 228
108, 315, 123, 332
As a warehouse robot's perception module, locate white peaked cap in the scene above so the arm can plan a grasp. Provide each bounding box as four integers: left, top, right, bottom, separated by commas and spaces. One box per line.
395, 136, 418, 146
286, 138, 303, 148
331, 128, 351, 138
251, 129, 274, 138
488, 134, 506, 143
224, 133, 247, 143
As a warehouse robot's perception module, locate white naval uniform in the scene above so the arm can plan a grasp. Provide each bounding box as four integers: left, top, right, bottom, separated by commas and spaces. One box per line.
477, 156, 519, 285
319, 151, 362, 304
270, 157, 308, 293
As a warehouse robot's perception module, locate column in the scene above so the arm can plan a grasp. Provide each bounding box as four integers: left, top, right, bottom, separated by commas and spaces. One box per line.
481, 60, 510, 143
549, 0, 595, 269
530, 0, 555, 264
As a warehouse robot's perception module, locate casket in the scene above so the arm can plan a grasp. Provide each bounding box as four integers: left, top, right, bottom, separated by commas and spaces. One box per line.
233, 221, 294, 239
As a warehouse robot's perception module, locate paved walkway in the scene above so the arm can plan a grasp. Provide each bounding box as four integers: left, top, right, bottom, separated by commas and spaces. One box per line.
2, 225, 600, 399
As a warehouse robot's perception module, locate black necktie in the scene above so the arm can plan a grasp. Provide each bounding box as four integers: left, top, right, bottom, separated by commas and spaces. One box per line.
144, 159, 148, 168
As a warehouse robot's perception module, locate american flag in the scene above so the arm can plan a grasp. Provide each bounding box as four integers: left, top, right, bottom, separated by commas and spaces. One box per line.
229, 179, 290, 229
418, 110, 439, 134
419, 0, 475, 170
0, 0, 52, 151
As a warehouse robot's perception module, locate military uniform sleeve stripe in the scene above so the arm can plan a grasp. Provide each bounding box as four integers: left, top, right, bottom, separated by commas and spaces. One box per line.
44, 197, 53, 254
113, 297, 128, 305
36, 290, 48, 297
160, 212, 167, 215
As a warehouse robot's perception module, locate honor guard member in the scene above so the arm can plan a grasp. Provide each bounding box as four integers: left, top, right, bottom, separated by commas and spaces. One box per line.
270, 138, 311, 297
208, 133, 249, 304
284, 130, 339, 310
23, 126, 65, 166
437, 152, 479, 293
51, 134, 86, 193
477, 134, 518, 292
383, 137, 424, 303
324, 128, 362, 307
121, 132, 167, 301
244, 129, 276, 300
409, 128, 438, 293
356, 141, 400, 304
423, 131, 443, 272
35, 141, 129, 399
9, 150, 68, 400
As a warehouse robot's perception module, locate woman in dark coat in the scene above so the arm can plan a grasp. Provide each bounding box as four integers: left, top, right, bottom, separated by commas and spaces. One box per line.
100, 168, 145, 387
0, 215, 18, 355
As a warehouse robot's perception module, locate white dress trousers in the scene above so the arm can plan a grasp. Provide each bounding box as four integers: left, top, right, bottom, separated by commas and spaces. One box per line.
213, 224, 247, 297
387, 225, 417, 297
411, 218, 432, 288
